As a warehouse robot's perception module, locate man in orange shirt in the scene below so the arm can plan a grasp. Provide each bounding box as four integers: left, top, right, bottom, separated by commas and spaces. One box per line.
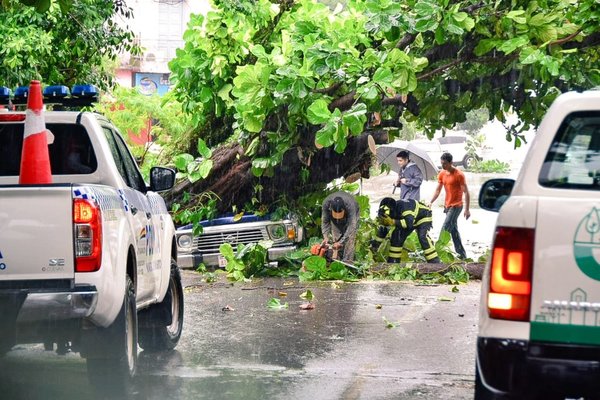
429, 152, 470, 259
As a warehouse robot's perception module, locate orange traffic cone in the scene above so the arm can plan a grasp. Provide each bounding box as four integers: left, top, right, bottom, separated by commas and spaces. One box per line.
19, 80, 52, 184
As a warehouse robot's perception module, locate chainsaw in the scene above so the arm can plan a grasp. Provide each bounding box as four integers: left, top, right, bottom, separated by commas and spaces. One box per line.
309, 243, 360, 272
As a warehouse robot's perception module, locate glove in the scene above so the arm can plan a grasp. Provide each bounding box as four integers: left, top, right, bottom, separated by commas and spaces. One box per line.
378, 215, 394, 226
369, 240, 379, 252
332, 242, 342, 250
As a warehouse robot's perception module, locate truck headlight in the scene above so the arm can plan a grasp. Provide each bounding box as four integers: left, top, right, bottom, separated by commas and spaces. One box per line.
267, 224, 286, 240
177, 234, 193, 249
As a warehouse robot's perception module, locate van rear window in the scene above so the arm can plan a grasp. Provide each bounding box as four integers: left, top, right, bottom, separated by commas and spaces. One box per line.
539, 111, 600, 190
0, 123, 97, 176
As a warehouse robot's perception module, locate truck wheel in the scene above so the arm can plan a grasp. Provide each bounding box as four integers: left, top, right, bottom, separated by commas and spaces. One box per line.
463, 154, 477, 170
86, 276, 137, 394
138, 260, 184, 352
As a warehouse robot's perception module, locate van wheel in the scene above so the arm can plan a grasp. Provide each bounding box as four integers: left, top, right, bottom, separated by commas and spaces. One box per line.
138, 260, 184, 352
86, 276, 137, 394
463, 154, 477, 170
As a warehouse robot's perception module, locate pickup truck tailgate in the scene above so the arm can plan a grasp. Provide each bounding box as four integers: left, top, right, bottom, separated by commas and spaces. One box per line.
530, 197, 600, 345
0, 185, 75, 281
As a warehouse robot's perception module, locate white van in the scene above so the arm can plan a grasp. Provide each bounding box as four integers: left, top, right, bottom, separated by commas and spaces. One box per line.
476, 90, 600, 399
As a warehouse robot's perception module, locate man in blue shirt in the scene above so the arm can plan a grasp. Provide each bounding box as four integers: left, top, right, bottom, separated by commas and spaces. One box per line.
395, 150, 423, 200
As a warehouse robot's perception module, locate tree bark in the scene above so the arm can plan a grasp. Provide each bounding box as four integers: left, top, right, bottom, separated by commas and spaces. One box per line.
163, 129, 389, 212
371, 262, 485, 279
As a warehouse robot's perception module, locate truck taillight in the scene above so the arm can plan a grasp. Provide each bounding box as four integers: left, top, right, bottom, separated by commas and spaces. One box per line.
73, 198, 102, 272
0, 114, 25, 121
487, 227, 534, 321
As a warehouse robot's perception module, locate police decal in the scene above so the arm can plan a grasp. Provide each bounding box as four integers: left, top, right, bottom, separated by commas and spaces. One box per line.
574, 207, 600, 281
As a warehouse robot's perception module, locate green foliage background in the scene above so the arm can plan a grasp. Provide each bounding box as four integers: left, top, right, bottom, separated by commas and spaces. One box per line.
0, 0, 138, 88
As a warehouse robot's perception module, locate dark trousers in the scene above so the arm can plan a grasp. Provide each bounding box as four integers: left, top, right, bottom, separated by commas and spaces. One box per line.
387, 225, 440, 263
441, 206, 467, 259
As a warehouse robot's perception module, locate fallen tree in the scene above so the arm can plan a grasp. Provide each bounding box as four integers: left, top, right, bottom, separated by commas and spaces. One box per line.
163, 0, 600, 213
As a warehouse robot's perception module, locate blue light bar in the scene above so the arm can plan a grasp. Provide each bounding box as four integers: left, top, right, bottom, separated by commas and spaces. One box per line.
43, 85, 70, 100
71, 84, 99, 98
0, 87, 10, 101
13, 86, 29, 103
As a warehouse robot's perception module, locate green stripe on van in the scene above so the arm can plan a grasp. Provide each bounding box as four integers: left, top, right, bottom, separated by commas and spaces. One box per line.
531, 322, 600, 345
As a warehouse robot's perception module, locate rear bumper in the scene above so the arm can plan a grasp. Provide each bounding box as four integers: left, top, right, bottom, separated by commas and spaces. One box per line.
178, 245, 298, 269
0, 286, 98, 323
477, 337, 600, 397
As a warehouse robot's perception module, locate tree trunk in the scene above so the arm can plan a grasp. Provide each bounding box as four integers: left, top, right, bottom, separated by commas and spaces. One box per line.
371, 262, 484, 280
163, 130, 390, 212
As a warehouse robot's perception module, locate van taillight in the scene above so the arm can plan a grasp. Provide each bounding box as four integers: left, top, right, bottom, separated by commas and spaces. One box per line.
73, 198, 102, 272
487, 227, 534, 321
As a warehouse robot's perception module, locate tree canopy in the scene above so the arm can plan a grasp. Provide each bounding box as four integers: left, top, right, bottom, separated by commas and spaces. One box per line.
164, 0, 600, 213
0, 0, 137, 88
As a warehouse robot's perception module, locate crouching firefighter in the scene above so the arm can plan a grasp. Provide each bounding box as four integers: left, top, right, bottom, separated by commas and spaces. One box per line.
372, 197, 440, 263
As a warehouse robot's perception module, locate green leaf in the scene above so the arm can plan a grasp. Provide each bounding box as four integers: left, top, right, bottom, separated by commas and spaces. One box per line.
382, 316, 396, 329
197, 138, 212, 159
446, 23, 464, 35
267, 298, 289, 309
497, 36, 529, 55
299, 290, 314, 300
415, 18, 438, 32
307, 99, 332, 124
474, 38, 500, 56
219, 243, 235, 259
519, 47, 543, 64
198, 159, 213, 179
173, 153, 194, 172
373, 67, 393, 86
342, 103, 367, 135
506, 10, 527, 24
414, 1, 436, 17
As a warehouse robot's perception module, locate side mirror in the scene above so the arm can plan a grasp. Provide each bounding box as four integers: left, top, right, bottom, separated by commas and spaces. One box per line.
478, 178, 515, 212
149, 166, 176, 192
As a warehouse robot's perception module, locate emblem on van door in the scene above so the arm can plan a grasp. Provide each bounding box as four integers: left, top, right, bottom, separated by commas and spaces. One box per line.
574, 207, 600, 280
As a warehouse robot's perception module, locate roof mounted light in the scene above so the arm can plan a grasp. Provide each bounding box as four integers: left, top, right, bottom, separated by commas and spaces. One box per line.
0, 86, 11, 102
43, 85, 70, 101
13, 86, 29, 104
71, 84, 99, 99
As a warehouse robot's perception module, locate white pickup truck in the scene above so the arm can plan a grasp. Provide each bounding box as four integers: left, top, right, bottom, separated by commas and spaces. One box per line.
476, 90, 600, 399
0, 104, 183, 391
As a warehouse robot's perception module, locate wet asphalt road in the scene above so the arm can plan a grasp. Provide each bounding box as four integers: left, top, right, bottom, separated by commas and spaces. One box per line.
0, 271, 481, 400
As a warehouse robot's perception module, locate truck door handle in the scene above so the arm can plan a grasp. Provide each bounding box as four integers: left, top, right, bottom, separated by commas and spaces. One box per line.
146, 212, 152, 219
131, 206, 138, 215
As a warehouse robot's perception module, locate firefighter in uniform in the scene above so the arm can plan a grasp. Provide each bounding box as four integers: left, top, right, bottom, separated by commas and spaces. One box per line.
372, 197, 440, 263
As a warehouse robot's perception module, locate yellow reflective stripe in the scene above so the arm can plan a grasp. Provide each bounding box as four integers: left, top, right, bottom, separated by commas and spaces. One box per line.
389, 251, 403, 257
425, 252, 439, 260
374, 236, 384, 242
426, 237, 435, 250
400, 219, 407, 229
389, 246, 403, 251
415, 217, 432, 226
402, 210, 416, 217
424, 247, 436, 255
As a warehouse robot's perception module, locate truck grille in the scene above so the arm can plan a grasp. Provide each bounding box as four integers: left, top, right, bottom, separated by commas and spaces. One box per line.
193, 228, 267, 253
191, 226, 292, 253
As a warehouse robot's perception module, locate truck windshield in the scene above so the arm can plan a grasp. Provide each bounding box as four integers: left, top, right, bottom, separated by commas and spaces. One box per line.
0, 123, 97, 176
539, 111, 600, 190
